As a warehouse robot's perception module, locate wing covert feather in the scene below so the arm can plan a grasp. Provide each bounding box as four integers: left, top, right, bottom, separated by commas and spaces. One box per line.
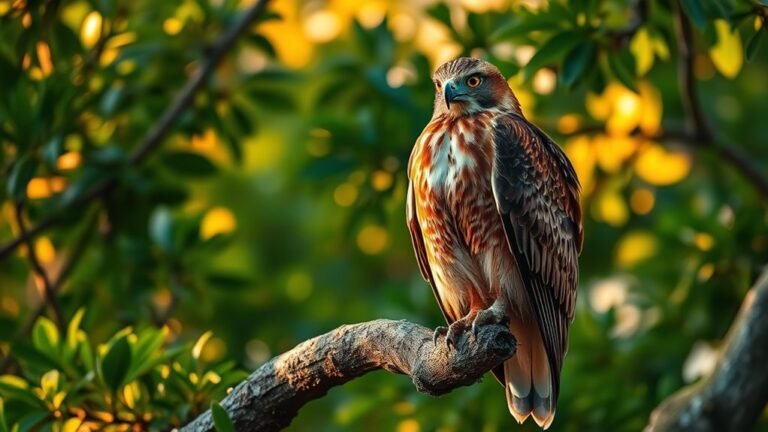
491, 114, 582, 402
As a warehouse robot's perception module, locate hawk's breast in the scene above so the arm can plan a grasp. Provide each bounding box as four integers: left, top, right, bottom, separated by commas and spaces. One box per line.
409, 113, 515, 317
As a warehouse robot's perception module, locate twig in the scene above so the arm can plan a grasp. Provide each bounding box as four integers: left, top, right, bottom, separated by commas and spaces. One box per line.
0, 209, 98, 373
645, 267, 768, 431
0, 0, 273, 261
13, 203, 64, 333
181, 320, 517, 432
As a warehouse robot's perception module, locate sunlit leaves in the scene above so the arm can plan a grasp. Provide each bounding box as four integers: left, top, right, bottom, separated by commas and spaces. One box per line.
616, 231, 657, 267
630, 28, 654, 76
80, 11, 102, 48
709, 19, 743, 79
0, 312, 244, 430
634, 144, 692, 186
200, 207, 237, 240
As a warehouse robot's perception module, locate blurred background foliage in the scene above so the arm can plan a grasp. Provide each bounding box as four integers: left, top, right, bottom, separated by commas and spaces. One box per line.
0, 0, 767, 430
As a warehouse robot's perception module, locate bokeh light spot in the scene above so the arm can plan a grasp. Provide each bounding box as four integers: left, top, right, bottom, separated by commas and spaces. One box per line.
630, 188, 655, 215
334, 183, 358, 207
371, 170, 393, 191
357, 225, 389, 255
616, 231, 657, 267
286, 271, 313, 301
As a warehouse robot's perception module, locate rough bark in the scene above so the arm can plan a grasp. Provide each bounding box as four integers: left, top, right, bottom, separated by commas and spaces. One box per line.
646, 268, 768, 431
181, 319, 516, 432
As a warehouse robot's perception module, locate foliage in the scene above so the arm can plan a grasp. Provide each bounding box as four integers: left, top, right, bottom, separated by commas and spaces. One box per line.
0, 0, 767, 431
0, 309, 245, 430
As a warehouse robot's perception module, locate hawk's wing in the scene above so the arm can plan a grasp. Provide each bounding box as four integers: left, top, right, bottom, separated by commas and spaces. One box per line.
406, 181, 452, 324
491, 114, 582, 402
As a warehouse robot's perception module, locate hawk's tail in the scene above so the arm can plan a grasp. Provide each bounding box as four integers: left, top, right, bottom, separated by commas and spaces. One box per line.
504, 321, 555, 429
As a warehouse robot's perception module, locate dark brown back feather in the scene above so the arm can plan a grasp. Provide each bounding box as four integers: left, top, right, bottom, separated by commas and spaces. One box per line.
491, 114, 582, 404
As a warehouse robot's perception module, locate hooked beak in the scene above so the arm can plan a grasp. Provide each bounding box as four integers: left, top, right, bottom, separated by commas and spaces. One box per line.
444, 81, 458, 109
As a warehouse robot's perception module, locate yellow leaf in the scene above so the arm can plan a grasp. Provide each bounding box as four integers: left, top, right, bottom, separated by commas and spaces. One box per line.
200, 207, 237, 240
630, 27, 654, 76
652, 32, 670, 60
80, 11, 102, 49
564, 135, 595, 195
192, 331, 213, 360
616, 231, 657, 267
594, 135, 638, 173
709, 19, 743, 79
0, 374, 29, 389
635, 144, 691, 186
595, 192, 628, 227
62, 418, 83, 432
638, 82, 663, 136
606, 83, 642, 136
35, 236, 56, 264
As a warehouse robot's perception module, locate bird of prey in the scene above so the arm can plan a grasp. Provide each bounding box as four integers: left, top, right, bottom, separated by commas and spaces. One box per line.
406, 57, 582, 429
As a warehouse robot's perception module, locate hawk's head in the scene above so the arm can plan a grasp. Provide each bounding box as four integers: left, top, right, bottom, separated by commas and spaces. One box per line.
431, 57, 521, 118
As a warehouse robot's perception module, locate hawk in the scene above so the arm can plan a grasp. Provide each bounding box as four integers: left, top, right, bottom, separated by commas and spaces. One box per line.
406, 57, 582, 429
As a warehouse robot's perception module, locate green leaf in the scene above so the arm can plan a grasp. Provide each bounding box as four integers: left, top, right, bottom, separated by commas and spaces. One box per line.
523, 31, 583, 80
426, 3, 451, 26
211, 401, 236, 432
32, 317, 60, 359
124, 328, 165, 382
607, 53, 637, 92
0, 398, 7, 432
6, 155, 36, 200
681, 0, 707, 28
66, 308, 86, 358
161, 151, 218, 177
248, 88, 295, 112
0, 375, 44, 408
246, 34, 275, 57
206, 272, 252, 290
66, 309, 85, 346
9, 343, 60, 373
101, 336, 131, 392
561, 40, 596, 88
491, 14, 564, 41
746, 28, 765, 62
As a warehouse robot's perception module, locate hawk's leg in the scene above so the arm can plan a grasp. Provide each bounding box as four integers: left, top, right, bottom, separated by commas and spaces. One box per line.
471, 298, 509, 336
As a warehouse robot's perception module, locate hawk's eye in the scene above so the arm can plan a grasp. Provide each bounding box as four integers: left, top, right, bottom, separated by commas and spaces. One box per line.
435, 81, 442, 91
466, 75, 482, 87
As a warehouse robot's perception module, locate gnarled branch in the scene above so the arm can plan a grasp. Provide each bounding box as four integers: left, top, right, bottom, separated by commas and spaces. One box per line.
181, 319, 516, 432
646, 268, 768, 431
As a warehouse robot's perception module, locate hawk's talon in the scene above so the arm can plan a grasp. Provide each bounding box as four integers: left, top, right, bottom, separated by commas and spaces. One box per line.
432, 326, 448, 345
470, 301, 510, 336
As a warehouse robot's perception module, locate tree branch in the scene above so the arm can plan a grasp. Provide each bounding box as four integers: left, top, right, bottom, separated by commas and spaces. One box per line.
0, 0, 272, 262
646, 267, 768, 431
13, 203, 64, 333
673, 3, 768, 200
181, 320, 516, 432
